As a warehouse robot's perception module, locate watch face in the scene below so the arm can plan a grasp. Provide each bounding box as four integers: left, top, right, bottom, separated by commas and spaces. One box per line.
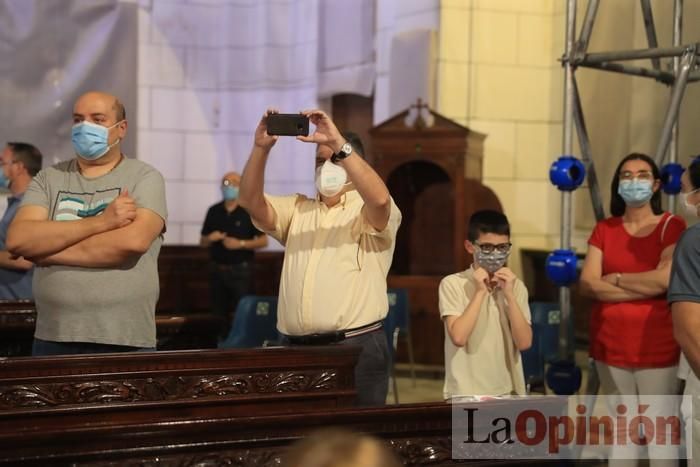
341, 142, 352, 156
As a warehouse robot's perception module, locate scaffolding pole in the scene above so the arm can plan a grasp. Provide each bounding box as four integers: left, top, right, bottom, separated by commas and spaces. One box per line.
576, 45, 695, 65
578, 61, 674, 84
559, 0, 577, 361
573, 0, 599, 61
653, 48, 696, 167
640, 0, 661, 70
572, 76, 605, 222
668, 0, 683, 212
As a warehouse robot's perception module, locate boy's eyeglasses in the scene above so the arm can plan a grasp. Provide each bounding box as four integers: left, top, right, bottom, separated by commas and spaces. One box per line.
619, 170, 654, 181
475, 242, 512, 254
221, 179, 236, 186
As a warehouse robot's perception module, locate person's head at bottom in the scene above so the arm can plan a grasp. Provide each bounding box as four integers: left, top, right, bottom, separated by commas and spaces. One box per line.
283, 428, 401, 467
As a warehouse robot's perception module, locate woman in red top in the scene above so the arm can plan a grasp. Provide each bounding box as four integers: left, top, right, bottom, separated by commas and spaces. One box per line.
580, 153, 685, 466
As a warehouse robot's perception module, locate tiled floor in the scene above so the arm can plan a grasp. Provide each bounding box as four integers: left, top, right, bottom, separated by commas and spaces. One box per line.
386, 348, 597, 404
386, 369, 444, 404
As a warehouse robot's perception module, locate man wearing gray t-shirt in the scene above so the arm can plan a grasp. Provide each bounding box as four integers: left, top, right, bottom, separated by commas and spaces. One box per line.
6, 91, 167, 356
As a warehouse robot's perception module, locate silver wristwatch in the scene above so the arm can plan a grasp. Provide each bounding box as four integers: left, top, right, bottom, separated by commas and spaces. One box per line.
330, 142, 352, 163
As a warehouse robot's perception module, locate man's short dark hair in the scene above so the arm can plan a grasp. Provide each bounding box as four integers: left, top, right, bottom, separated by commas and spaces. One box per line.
467, 210, 510, 242
688, 156, 700, 190
342, 131, 365, 158
113, 99, 126, 121
7, 142, 43, 176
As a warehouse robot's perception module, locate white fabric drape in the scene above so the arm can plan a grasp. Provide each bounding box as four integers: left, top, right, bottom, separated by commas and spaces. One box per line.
0, 0, 137, 165
0, 0, 443, 243
317, 0, 376, 98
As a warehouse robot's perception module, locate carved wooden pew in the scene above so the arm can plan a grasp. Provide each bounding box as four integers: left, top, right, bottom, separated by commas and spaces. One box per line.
155, 313, 226, 350
0, 300, 34, 356
0, 397, 564, 466
0, 301, 227, 356
157, 246, 284, 314
0, 346, 358, 438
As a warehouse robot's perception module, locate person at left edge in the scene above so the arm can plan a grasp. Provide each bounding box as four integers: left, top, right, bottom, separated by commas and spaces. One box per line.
6, 91, 167, 356
0, 142, 43, 299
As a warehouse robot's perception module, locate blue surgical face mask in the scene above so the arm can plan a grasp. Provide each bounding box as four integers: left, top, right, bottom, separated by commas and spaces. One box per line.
0, 171, 9, 189
71, 120, 122, 160
222, 185, 239, 201
617, 179, 654, 207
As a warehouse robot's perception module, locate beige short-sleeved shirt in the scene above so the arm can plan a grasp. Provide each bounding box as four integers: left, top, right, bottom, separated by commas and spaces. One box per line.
439, 268, 531, 399
256, 190, 401, 335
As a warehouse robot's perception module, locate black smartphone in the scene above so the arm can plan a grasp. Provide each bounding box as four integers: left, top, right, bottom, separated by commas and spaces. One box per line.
266, 113, 309, 137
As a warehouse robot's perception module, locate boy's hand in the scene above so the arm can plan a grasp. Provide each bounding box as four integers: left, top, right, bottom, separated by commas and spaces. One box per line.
472, 267, 491, 292
494, 267, 516, 293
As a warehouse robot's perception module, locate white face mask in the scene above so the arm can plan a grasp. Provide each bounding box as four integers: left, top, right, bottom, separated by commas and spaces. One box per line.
680, 189, 700, 217
315, 160, 348, 198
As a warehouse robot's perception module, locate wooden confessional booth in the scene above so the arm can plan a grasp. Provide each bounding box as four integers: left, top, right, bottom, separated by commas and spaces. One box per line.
370, 102, 502, 366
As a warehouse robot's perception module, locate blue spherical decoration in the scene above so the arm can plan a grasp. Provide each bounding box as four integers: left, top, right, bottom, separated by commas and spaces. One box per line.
549, 156, 586, 191
660, 163, 684, 195
546, 359, 582, 395
546, 249, 578, 287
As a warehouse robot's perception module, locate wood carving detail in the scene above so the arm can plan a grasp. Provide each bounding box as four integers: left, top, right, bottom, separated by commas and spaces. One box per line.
0, 370, 338, 409
81, 449, 285, 467
390, 437, 456, 465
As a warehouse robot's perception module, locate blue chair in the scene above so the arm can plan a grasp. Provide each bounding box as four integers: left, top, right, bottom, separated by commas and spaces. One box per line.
218, 295, 279, 348
521, 301, 575, 393
385, 288, 416, 403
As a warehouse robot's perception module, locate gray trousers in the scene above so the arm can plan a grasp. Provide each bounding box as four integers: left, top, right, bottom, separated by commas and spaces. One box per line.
282, 328, 390, 406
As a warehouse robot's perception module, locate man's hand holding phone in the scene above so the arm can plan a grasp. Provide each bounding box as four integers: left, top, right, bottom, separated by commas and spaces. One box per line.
257, 108, 345, 154
254, 108, 280, 150
296, 109, 344, 153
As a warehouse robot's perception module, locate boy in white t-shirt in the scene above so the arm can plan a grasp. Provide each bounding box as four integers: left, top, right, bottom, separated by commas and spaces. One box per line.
439, 210, 532, 399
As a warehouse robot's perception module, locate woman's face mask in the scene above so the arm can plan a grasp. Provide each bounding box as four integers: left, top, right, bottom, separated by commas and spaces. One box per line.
617, 179, 654, 207
315, 160, 348, 198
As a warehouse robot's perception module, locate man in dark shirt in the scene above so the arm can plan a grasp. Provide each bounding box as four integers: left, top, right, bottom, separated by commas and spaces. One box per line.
201, 171, 267, 334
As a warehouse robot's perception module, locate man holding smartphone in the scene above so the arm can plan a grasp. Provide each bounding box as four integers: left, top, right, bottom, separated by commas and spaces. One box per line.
239, 108, 402, 406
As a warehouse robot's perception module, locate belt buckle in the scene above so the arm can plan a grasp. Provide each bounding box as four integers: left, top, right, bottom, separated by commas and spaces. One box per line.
288, 330, 345, 346
312, 331, 343, 345
306, 334, 323, 345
